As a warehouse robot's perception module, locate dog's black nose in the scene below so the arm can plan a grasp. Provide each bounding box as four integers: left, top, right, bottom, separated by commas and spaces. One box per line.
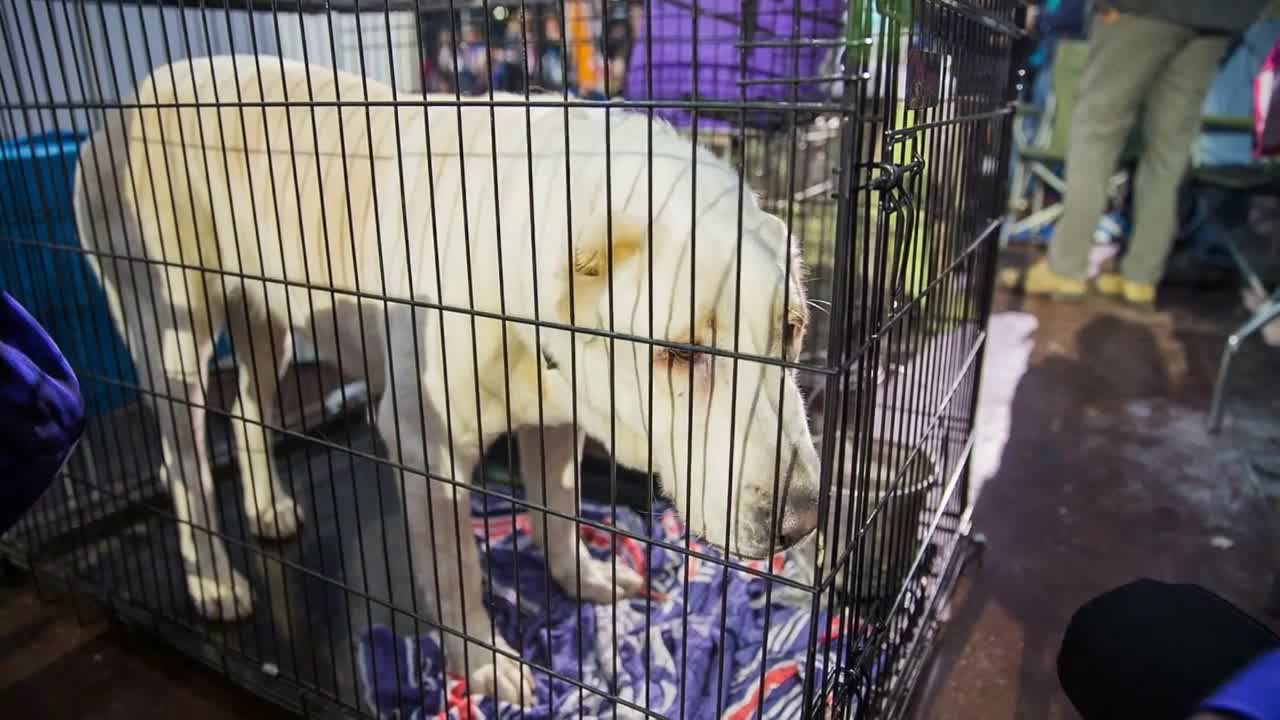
775, 498, 819, 550
776, 526, 814, 550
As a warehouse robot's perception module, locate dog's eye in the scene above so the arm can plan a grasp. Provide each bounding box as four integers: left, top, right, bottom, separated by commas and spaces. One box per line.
660, 344, 703, 368
783, 317, 805, 357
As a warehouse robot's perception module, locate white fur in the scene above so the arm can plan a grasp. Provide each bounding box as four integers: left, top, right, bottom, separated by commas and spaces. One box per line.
73, 55, 821, 705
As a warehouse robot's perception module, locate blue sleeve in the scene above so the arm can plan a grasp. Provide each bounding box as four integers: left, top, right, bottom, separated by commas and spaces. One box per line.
1199, 649, 1280, 720
1038, 0, 1088, 38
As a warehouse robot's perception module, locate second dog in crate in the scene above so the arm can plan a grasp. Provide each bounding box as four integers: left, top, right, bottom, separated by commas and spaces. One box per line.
73, 55, 821, 705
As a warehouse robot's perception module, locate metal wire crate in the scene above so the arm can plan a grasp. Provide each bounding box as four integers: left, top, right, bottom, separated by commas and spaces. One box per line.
0, 0, 1018, 717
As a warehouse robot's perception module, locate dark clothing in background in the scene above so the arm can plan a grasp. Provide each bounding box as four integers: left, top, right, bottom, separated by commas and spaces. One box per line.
1039, 0, 1089, 38
1059, 579, 1280, 720
1028, 0, 1089, 69
1101, 0, 1269, 34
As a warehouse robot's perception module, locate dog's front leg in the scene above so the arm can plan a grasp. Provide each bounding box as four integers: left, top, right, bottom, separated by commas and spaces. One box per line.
410, 443, 535, 706
375, 393, 533, 706
519, 425, 647, 603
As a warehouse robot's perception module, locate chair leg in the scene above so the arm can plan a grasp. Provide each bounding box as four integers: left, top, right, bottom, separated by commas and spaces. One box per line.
1007, 203, 1064, 239
1219, 234, 1269, 299
1030, 162, 1067, 195
1209, 288, 1280, 433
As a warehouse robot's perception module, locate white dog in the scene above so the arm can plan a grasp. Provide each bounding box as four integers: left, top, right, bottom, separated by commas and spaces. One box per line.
74, 55, 821, 705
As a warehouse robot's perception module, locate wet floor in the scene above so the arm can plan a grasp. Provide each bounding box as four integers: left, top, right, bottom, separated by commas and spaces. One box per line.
909, 287, 1280, 719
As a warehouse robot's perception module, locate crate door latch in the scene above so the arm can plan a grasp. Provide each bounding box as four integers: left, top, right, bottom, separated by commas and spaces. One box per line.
858, 155, 925, 310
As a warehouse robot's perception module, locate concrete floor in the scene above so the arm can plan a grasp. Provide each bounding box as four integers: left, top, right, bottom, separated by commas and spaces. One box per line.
909, 287, 1280, 719
1, 285, 1278, 719
0, 576, 278, 718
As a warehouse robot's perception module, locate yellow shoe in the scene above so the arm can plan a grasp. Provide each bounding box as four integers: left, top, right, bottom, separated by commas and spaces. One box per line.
997, 266, 1025, 290
1095, 272, 1156, 309
1022, 259, 1086, 300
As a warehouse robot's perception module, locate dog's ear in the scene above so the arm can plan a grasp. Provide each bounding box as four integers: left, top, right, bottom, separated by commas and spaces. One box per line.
759, 213, 788, 246
571, 210, 647, 280
561, 210, 648, 317
758, 212, 807, 283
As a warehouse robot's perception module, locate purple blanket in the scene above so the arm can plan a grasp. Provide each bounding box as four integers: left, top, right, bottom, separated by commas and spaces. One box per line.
358, 494, 852, 719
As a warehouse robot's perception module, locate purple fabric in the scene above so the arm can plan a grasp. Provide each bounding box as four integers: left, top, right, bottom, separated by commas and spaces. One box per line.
0, 290, 83, 534
624, 0, 844, 130
1199, 649, 1280, 720
358, 495, 860, 719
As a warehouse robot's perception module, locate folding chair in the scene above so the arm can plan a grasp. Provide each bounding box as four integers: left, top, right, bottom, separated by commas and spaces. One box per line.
1192, 116, 1280, 431
1003, 39, 1136, 244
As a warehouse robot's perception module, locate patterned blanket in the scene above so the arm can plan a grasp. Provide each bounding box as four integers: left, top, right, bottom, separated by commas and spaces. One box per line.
358, 494, 855, 720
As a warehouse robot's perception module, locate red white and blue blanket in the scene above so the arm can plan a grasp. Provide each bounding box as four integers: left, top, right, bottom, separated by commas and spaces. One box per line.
358, 494, 852, 720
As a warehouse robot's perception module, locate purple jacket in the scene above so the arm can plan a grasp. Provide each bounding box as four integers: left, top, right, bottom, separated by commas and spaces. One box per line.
0, 291, 83, 534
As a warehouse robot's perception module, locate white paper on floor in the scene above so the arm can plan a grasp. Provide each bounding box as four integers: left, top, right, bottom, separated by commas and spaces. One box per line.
969, 311, 1038, 505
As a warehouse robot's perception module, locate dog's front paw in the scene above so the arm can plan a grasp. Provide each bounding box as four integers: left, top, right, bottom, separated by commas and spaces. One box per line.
186, 569, 253, 621
467, 648, 534, 708
245, 496, 303, 540
553, 556, 648, 604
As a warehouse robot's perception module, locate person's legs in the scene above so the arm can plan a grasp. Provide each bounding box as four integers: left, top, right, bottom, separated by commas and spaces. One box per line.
1059, 578, 1280, 720
1119, 34, 1232, 287
1046, 13, 1190, 281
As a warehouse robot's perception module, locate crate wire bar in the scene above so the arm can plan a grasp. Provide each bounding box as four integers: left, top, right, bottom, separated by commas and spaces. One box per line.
0, 0, 1018, 718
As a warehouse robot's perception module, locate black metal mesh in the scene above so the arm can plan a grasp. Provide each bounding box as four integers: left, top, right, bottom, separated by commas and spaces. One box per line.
0, 0, 1018, 717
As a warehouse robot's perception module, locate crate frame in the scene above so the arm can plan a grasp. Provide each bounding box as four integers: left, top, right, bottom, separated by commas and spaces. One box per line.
0, 0, 1019, 717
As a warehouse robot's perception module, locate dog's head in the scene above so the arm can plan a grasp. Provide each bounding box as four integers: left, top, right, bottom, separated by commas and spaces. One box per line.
545, 146, 821, 559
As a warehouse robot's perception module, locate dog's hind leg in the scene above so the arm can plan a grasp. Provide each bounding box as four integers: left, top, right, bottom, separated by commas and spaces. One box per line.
519, 424, 647, 603
226, 296, 302, 540
76, 131, 250, 620
106, 122, 253, 620
155, 305, 253, 621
